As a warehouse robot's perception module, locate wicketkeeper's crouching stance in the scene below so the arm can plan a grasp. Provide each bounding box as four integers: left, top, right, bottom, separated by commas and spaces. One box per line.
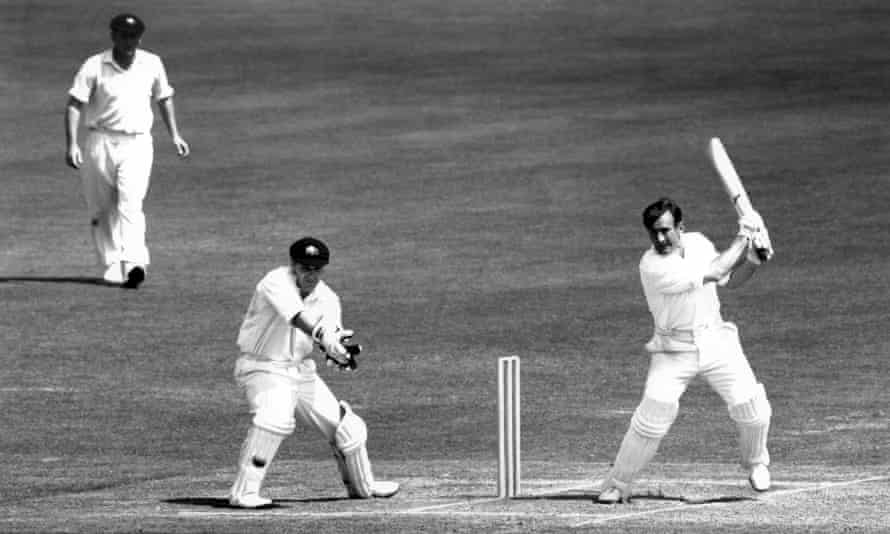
229, 237, 399, 508
598, 197, 774, 504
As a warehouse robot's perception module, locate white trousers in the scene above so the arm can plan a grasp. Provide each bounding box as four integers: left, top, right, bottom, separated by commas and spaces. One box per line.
234, 356, 341, 442
80, 130, 153, 267
644, 323, 760, 407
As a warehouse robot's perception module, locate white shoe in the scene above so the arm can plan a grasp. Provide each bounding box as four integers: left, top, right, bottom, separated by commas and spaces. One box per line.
749, 464, 771, 492
597, 476, 631, 504
597, 486, 629, 504
371, 480, 400, 498
229, 493, 273, 508
102, 263, 124, 285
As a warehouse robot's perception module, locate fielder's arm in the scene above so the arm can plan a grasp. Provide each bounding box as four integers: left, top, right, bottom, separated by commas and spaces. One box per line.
157, 97, 190, 157
65, 96, 84, 169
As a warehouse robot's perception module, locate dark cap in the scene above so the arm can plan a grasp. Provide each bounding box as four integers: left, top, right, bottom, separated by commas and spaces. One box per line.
289, 237, 330, 268
110, 13, 145, 37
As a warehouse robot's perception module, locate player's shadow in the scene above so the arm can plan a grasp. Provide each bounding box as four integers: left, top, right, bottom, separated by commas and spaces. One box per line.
0, 276, 116, 286
164, 496, 350, 509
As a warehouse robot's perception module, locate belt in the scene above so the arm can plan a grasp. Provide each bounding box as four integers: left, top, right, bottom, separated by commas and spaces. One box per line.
88, 127, 147, 136
241, 351, 295, 363
655, 324, 720, 343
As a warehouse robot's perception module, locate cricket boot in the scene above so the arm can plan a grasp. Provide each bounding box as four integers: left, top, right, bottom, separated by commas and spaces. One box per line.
748, 463, 771, 492
597, 477, 631, 504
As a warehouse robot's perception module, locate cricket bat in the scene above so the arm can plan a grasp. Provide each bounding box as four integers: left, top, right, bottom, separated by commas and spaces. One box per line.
708, 137, 754, 217
708, 137, 772, 261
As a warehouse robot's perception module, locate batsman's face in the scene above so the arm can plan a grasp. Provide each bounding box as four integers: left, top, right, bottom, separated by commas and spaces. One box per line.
292, 263, 323, 295
648, 211, 683, 255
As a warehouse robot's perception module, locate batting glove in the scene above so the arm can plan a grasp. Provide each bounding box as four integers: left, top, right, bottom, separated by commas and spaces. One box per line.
737, 212, 762, 240
750, 227, 774, 263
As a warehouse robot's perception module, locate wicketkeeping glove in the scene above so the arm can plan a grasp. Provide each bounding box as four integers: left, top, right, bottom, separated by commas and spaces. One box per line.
326, 341, 362, 371
313, 324, 351, 362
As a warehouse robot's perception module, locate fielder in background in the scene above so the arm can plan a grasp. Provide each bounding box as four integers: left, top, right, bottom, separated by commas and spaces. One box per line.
65, 13, 190, 289
598, 197, 774, 504
228, 237, 399, 508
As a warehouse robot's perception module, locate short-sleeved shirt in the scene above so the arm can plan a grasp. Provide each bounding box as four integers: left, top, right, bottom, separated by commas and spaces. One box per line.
68, 49, 174, 135
236, 267, 342, 363
640, 231, 726, 351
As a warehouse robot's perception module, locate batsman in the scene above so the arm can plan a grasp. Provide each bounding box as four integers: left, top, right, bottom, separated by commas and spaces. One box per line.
228, 237, 399, 508
597, 196, 775, 504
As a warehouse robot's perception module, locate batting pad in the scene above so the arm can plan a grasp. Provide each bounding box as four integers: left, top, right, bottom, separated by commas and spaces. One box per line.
729, 383, 771, 468
631, 396, 680, 439
332, 401, 376, 498
231, 425, 286, 499
607, 397, 679, 487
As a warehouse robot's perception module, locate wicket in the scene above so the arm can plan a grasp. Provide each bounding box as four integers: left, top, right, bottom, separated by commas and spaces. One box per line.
497, 355, 520, 498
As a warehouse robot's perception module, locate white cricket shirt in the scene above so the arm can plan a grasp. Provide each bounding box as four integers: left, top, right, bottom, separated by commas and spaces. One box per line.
640, 231, 726, 352
68, 49, 174, 135
237, 267, 342, 362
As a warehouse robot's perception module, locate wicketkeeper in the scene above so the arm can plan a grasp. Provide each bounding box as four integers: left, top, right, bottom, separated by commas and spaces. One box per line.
228, 237, 399, 508
597, 197, 774, 504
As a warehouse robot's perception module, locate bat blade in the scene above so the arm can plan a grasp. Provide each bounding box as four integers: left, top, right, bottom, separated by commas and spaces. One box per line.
708, 137, 753, 216
708, 137, 772, 262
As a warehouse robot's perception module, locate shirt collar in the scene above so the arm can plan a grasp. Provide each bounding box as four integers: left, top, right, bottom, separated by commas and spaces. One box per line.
102, 49, 144, 70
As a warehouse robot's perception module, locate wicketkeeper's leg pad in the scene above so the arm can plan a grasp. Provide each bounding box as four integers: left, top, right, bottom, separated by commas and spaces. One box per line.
603, 397, 679, 493
230, 425, 287, 503
728, 383, 771, 468
331, 401, 377, 498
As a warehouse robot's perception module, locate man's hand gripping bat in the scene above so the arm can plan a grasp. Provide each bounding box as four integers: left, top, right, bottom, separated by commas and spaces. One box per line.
708, 137, 774, 262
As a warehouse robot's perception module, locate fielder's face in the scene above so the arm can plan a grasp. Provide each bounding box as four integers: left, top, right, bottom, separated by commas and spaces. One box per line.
648, 210, 684, 256
292, 262, 323, 296
111, 30, 141, 57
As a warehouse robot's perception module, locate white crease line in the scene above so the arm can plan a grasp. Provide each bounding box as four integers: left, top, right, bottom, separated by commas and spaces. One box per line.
0, 387, 75, 392
175, 475, 890, 522
758, 475, 889, 500
176, 510, 609, 520
570, 475, 890, 528
400, 478, 599, 514
399, 497, 503, 513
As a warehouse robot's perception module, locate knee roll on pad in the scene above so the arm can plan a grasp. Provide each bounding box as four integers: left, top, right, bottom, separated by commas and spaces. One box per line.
630, 397, 679, 439
729, 383, 772, 426
335, 402, 368, 453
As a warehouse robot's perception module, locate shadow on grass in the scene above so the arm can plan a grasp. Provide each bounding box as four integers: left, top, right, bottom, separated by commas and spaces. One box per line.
0, 276, 117, 286
165, 496, 352, 509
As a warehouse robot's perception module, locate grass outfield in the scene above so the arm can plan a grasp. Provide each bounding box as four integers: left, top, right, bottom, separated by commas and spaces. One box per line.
1, 0, 888, 532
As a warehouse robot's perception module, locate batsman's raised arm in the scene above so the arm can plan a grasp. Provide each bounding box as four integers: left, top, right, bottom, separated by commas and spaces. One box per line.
702, 215, 756, 284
